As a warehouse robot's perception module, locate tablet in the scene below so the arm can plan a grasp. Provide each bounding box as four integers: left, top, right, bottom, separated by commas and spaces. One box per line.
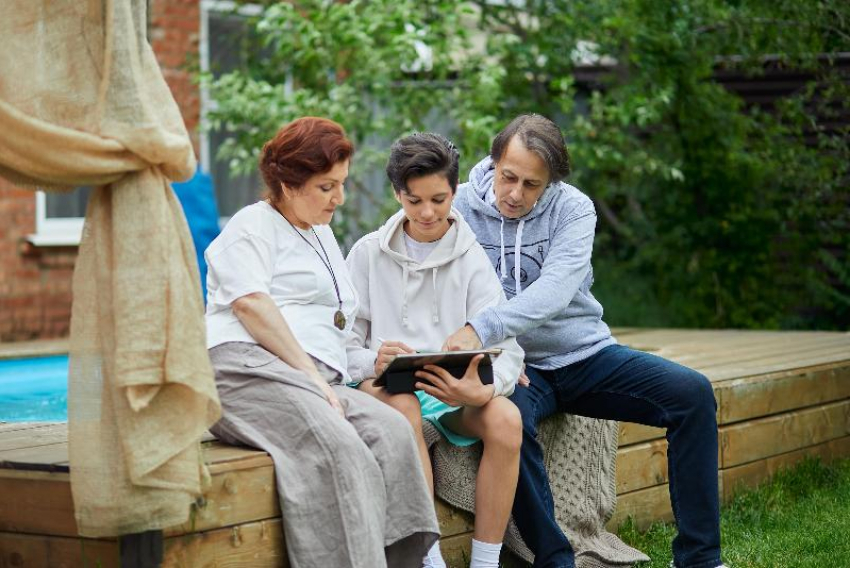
374, 349, 502, 394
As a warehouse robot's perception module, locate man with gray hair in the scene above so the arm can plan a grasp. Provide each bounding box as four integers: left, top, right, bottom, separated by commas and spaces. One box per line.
445, 114, 727, 568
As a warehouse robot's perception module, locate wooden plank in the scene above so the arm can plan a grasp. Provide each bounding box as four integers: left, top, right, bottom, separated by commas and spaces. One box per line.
0, 461, 471, 540
0, 422, 62, 435
707, 348, 850, 382
0, 473, 76, 536
702, 341, 850, 376
436, 498, 474, 537
167, 464, 279, 537
0, 531, 118, 568
0, 423, 69, 452
720, 399, 850, 468
619, 422, 665, 446
619, 329, 799, 354
716, 362, 850, 425
608, 483, 673, 531
0, 339, 69, 360
661, 333, 843, 370
203, 441, 272, 474
721, 435, 850, 502
616, 439, 669, 494
162, 518, 287, 568
620, 330, 848, 370
0, 441, 68, 471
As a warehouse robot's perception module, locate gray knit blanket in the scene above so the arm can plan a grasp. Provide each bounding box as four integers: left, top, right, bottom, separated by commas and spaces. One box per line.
423, 414, 649, 567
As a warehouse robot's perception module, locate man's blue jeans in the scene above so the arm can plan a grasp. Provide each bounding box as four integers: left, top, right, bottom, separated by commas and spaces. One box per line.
509, 344, 721, 568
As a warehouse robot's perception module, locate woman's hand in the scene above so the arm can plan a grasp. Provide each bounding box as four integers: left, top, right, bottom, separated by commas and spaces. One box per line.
374, 340, 416, 377
313, 376, 345, 418
414, 355, 494, 407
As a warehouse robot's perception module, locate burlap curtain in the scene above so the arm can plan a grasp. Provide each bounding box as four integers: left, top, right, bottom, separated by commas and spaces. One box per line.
0, 1, 221, 537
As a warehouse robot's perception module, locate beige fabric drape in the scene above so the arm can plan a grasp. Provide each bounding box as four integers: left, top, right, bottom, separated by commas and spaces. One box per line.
0, 1, 221, 537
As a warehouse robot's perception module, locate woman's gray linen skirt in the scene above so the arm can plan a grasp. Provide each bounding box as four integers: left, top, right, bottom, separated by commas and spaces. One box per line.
209, 342, 440, 568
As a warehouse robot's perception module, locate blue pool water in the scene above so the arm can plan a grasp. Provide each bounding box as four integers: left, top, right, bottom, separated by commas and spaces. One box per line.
0, 355, 68, 422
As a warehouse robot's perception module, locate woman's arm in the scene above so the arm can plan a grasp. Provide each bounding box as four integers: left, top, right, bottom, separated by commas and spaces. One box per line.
232, 291, 344, 416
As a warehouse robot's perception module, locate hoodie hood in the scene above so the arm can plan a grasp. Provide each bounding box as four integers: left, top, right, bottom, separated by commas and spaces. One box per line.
377, 207, 478, 270
466, 156, 565, 294
376, 207, 478, 326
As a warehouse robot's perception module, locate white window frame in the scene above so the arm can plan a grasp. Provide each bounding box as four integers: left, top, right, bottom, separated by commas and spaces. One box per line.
200, 1, 270, 227
28, 191, 85, 247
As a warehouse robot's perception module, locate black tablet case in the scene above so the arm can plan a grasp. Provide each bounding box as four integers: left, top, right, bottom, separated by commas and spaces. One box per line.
375, 351, 496, 394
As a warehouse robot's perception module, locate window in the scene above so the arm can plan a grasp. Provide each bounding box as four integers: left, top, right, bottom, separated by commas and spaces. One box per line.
200, 1, 267, 220
29, 187, 92, 246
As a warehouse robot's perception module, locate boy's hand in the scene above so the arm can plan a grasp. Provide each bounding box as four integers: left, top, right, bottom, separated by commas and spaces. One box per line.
415, 354, 494, 407
374, 340, 415, 377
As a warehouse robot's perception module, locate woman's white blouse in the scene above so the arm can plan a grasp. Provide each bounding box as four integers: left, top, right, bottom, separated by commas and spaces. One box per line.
204, 201, 358, 381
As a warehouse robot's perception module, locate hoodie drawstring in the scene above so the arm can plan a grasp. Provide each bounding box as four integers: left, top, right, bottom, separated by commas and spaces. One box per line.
498, 216, 525, 294
514, 219, 525, 294
431, 268, 439, 323
401, 263, 410, 327
499, 216, 507, 282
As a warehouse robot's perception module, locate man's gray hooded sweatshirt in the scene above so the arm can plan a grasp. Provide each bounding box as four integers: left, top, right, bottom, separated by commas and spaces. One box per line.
454, 156, 616, 370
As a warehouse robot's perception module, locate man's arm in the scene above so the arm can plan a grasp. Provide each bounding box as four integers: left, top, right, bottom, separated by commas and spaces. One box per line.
467, 208, 597, 346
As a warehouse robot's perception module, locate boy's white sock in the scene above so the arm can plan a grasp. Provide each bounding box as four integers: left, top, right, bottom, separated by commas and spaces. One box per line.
470, 538, 502, 568
422, 540, 447, 568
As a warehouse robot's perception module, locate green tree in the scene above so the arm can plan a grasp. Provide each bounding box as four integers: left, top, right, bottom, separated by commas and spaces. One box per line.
204, 0, 850, 330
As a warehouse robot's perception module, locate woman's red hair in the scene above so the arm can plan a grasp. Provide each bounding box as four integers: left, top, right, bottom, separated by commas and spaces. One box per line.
259, 117, 353, 200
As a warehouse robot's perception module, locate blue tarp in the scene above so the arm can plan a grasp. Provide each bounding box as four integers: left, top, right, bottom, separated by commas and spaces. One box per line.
171, 169, 220, 300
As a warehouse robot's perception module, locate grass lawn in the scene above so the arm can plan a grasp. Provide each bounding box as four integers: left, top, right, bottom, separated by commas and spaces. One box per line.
616, 457, 850, 567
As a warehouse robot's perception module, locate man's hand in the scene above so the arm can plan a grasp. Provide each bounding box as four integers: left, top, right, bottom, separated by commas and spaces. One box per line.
518, 363, 530, 387
415, 354, 494, 407
374, 340, 416, 377
442, 324, 483, 352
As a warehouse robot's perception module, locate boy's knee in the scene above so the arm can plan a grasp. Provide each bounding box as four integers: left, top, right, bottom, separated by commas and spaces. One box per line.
481, 399, 523, 452
381, 403, 418, 441
388, 393, 422, 425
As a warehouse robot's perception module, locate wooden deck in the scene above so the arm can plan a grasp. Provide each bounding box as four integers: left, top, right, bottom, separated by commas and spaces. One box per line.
1, 329, 848, 567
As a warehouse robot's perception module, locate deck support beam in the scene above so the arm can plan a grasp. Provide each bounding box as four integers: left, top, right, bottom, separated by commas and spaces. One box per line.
119, 530, 163, 568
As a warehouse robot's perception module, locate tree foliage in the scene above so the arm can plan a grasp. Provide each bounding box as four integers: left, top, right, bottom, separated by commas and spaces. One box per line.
204, 0, 850, 330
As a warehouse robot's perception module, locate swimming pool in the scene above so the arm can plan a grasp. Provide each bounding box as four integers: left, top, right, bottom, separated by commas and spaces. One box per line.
0, 355, 68, 422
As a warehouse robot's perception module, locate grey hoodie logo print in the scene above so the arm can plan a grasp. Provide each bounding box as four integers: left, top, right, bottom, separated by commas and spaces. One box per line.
482, 239, 549, 295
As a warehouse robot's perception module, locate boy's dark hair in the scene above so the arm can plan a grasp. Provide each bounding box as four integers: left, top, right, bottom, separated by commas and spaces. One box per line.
491, 114, 571, 182
386, 132, 460, 194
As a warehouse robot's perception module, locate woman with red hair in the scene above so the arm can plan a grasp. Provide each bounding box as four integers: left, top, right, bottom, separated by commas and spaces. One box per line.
204, 117, 439, 568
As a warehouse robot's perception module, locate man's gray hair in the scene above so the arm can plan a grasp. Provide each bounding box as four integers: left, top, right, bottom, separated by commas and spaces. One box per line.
490, 114, 571, 182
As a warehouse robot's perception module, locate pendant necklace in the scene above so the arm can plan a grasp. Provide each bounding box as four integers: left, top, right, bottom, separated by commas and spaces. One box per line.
281, 214, 347, 330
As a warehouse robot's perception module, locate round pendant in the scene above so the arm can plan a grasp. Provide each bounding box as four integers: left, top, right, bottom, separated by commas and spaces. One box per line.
334, 310, 346, 330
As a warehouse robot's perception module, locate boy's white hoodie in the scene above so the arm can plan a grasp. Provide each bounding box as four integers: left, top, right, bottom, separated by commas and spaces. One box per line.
345, 208, 524, 397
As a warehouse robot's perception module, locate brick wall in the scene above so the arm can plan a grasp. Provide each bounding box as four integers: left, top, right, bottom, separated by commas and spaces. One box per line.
149, 0, 202, 152
0, 183, 76, 341
0, 0, 202, 342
